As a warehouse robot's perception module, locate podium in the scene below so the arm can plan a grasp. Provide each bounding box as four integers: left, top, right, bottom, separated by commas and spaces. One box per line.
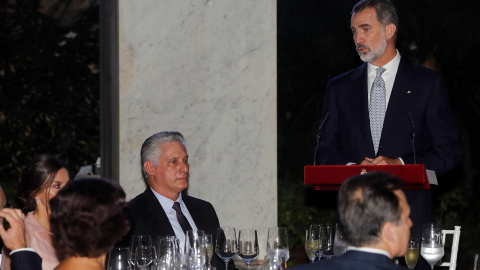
304, 164, 430, 190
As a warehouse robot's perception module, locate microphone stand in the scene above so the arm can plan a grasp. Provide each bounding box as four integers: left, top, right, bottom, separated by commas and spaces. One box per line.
313, 113, 329, 165
408, 112, 417, 164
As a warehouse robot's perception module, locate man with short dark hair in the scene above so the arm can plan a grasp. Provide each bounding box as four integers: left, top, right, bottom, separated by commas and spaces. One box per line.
123, 131, 230, 269
296, 172, 411, 270
316, 0, 461, 252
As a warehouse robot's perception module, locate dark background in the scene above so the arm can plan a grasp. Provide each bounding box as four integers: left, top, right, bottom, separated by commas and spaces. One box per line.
1, 0, 479, 269
278, 0, 480, 268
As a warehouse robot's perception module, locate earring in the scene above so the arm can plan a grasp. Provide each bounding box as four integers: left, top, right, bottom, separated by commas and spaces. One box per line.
36, 196, 40, 205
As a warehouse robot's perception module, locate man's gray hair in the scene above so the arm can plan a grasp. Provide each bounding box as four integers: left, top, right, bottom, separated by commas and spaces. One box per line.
140, 131, 186, 180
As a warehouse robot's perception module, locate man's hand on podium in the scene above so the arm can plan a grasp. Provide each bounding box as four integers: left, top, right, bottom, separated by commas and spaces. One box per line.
363, 156, 403, 165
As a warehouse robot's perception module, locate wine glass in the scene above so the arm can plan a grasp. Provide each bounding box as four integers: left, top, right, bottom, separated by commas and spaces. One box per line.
186, 230, 206, 270
305, 230, 316, 263
135, 245, 154, 270
107, 247, 132, 270
266, 227, 289, 270
308, 224, 324, 260
215, 227, 237, 270
421, 224, 444, 270
158, 236, 176, 270
238, 229, 259, 270
130, 235, 153, 267
204, 234, 214, 269
320, 225, 334, 259
405, 237, 419, 270
333, 223, 347, 257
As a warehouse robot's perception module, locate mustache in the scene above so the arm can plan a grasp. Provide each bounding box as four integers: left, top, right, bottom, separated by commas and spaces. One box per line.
356, 44, 371, 51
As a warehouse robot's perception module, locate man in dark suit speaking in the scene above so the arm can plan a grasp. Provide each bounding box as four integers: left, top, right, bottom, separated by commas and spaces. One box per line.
124, 131, 230, 269
296, 172, 411, 270
316, 0, 462, 241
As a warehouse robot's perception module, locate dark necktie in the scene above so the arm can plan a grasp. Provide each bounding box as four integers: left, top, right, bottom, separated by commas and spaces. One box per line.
172, 202, 193, 234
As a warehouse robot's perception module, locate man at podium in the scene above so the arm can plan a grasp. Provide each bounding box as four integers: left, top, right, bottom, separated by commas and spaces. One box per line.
315, 0, 462, 246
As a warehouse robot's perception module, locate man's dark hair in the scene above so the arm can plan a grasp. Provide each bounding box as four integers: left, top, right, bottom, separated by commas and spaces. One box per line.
338, 172, 403, 247
50, 178, 130, 260
352, 0, 399, 41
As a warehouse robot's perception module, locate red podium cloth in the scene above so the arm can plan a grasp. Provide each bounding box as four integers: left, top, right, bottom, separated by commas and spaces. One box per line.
304, 164, 430, 190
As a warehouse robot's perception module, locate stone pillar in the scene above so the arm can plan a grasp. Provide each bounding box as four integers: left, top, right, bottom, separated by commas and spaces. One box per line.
113, 0, 277, 257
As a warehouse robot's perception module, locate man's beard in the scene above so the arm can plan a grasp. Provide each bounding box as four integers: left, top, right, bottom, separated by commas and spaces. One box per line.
357, 33, 387, 63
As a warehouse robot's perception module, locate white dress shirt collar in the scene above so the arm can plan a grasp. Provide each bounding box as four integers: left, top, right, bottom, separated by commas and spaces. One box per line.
367, 49, 401, 108
346, 246, 392, 259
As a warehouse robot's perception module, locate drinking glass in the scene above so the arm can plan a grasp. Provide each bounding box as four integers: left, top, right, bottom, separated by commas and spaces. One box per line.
421, 224, 444, 270
266, 227, 289, 270
215, 227, 237, 270
238, 229, 259, 270
135, 245, 154, 270
204, 234, 214, 269
158, 236, 181, 270
186, 230, 206, 270
130, 235, 153, 267
333, 224, 347, 257
308, 224, 324, 260
304, 230, 316, 263
405, 237, 419, 270
107, 247, 131, 270
320, 225, 334, 259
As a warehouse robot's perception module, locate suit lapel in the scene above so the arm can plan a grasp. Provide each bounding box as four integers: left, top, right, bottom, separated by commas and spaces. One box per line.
349, 63, 376, 154
183, 196, 206, 230
144, 188, 176, 236
381, 59, 414, 148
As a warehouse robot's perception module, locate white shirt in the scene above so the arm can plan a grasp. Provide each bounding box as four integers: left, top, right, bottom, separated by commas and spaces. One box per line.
367, 49, 401, 110
151, 188, 198, 252
346, 246, 392, 259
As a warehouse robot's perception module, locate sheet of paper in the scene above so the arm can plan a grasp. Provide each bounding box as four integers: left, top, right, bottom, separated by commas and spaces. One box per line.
426, 169, 438, 185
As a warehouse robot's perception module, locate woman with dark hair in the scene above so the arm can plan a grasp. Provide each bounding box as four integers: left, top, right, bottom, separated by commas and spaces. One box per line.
1, 154, 69, 270
49, 177, 130, 270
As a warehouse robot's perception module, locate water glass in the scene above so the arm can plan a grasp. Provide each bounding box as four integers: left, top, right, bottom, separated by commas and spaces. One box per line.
421, 223, 444, 270
107, 247, 131, 270
333, 223, 347, 257
266, 227, 289, 270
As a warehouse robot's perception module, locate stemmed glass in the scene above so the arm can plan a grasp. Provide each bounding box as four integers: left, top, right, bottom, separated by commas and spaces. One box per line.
185, 230, 206, 270
333, 224, 347, 257
107, 247, 132, 270
320, 225, 334, 259
130, 235, 153, 268
215, 227, 237, 270
266, 227, 289, 270
405, 237, 419, 270
305, 230, 316, 263
238, 229, 259, 270
308, 224, 324, 261
421, 224, 444, 270
135, 245, 154, 269
158, 236, 179, 270
204, 234, 214, 269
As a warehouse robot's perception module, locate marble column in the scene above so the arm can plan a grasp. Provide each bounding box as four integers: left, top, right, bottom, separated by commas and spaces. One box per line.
115, 0, 277, 258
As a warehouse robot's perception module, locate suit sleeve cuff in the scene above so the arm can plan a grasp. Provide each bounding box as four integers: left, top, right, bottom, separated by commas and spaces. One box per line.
10, 247, 36, 255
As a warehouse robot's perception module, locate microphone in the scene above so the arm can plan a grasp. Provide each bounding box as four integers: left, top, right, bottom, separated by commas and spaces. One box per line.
313, 113, 330, 165
407, 112, 417, 164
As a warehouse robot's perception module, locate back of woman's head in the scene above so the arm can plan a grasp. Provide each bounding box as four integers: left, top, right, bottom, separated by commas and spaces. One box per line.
18, 154, 67, 212
49, 178, 130, 260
